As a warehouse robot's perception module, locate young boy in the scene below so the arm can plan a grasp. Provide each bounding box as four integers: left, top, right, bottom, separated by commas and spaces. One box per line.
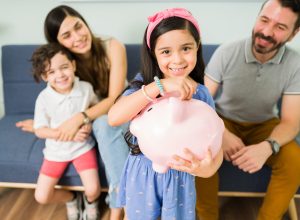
32, 43, 100, 220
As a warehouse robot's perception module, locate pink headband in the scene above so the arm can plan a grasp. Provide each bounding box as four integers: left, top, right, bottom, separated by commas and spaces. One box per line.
146, 8, 200, 49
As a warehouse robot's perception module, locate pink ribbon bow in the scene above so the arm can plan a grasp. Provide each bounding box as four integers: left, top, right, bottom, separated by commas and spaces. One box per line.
146, 8, 200, 48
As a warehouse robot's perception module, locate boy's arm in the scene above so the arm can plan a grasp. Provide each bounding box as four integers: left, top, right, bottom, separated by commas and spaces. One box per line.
35, 127, 60, 140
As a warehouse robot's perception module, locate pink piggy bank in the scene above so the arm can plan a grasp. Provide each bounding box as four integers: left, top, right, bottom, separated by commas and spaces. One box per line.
130, 96, 224, 173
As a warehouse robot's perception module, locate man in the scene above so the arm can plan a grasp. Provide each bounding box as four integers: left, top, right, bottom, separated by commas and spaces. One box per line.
197, 0, 300, 219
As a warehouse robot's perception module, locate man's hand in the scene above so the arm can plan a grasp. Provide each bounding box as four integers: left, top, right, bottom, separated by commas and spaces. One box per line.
231, 141, 273, 173
222, 129, 245, 161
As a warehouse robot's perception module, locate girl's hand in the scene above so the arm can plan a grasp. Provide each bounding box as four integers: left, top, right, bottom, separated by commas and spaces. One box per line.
161, 76, 197, 100
73, 124, 92, 142
56, 113, 83, 142
16, 119, 34, 133
168, 148, 223, 178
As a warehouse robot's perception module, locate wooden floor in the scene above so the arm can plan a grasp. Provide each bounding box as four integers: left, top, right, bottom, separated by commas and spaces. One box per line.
0, 188, 299, 220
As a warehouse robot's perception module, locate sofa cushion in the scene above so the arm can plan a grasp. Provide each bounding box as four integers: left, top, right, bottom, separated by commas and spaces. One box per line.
0, 114, 107, 186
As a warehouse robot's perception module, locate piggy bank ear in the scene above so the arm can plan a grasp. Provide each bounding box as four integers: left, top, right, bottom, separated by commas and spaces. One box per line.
168, 97, 185, 124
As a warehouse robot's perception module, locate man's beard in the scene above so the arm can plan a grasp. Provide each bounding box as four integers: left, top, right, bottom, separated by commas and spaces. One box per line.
252, 31, 285, 54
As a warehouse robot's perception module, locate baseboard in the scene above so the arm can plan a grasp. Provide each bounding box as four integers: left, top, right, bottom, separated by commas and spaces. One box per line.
0, 182, 108, 192
1, 182, 298, 199
219, 191, 300, 199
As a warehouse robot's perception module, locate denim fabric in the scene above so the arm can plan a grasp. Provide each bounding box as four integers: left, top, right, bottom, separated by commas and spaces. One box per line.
92, 115, 130, 208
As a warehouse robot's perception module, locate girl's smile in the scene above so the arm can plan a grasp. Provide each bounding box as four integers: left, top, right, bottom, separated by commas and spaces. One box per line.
154, 29, 198, 79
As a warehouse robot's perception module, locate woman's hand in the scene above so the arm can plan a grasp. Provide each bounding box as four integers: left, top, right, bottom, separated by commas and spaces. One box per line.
56, 113, 83, 142
168, 148, 223, 178
16, 119, 34, 133
73, 124, 92, 142
161, 76, 198, 100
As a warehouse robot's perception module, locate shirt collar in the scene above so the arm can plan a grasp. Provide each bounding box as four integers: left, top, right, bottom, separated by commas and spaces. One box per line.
46, 77, 83, 105
245, 37, 286, 64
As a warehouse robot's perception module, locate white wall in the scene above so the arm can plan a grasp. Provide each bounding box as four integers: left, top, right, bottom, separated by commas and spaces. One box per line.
0, 0, 300, 118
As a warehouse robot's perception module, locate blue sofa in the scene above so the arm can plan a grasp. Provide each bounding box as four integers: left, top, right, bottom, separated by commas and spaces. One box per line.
1, 45, 299, 201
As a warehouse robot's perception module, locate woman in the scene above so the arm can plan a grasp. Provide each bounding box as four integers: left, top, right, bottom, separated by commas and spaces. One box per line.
16, 5, 129, 220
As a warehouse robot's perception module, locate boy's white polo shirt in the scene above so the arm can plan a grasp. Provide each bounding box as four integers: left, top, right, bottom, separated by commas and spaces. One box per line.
34, 77, 98, 161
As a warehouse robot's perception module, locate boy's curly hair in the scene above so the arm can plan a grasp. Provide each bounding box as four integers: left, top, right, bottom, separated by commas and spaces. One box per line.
31, 43, 74, 82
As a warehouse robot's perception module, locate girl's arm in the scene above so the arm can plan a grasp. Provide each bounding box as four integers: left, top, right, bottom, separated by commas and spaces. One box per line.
108, 82, 160, 126
108, 76, 198, 126
56, 38, 127, 141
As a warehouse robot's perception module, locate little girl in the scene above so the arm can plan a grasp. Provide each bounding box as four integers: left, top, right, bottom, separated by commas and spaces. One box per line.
108, 8, 223, 220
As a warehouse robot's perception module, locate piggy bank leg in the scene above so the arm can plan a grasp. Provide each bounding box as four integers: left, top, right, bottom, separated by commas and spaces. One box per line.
152, 163, 169, 173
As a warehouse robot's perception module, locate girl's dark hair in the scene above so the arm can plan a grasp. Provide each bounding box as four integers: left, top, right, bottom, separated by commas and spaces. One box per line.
127, 16, 205, 155
130, 17, 205, 89
31, 43, 74, 82
44, 5, 110, 98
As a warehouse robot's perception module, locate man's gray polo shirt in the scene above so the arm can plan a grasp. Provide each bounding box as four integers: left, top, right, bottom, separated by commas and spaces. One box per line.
205, 37, 300, 123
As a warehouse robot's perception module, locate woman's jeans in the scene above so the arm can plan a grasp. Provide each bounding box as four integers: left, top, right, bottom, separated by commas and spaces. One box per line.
92, 115, 129, 208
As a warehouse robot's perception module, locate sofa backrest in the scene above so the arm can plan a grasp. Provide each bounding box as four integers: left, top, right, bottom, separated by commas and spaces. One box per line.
1, 44, 219, 115
2, 45, 43, 115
